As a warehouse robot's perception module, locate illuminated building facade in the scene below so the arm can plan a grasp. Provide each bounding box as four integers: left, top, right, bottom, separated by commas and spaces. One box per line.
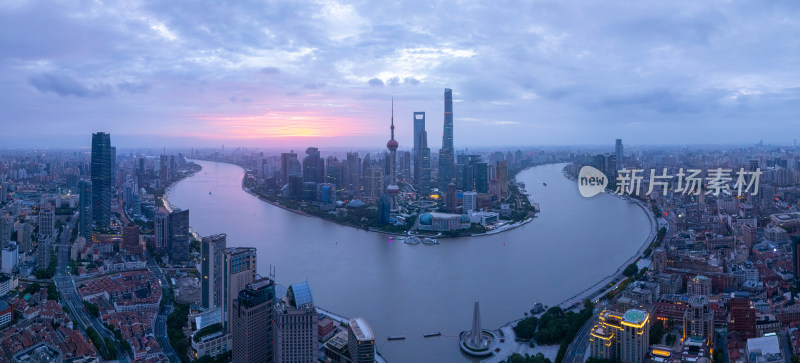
589, 309, 650, 363
684, 295, 714, 346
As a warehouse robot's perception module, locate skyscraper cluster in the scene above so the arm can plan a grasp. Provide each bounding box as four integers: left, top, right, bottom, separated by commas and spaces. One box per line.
154, 207, 190, 265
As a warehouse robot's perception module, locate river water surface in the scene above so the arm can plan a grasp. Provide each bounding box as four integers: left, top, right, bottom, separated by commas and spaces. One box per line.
168, 161, 650, 362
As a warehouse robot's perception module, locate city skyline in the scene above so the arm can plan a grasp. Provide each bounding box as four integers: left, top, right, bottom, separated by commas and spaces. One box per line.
2, 1, 800, 148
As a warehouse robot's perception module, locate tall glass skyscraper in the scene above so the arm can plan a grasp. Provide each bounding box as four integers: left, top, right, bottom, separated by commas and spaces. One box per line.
413, 112, 431, 193
91, 132, 112, 229
439, 88, 455, 191
78, 179, 92, 238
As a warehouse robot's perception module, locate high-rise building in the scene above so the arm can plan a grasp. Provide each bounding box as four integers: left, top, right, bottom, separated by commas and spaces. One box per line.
324, 157, 340, 188
2, 243, 18, 274
463, 191, 478, 213
365, 167, 383, 201
377, 195, 391, 225
687, 275, 711, 296
280, 152, 299, 185
0, 214, 12, 246
385, 100, 400, 211
121, 223, 141, 256
201, 234, 227, 310
38, 203, 55, 239
400, 151, 411, 180
154, 208, 169, 254
413, 112, 426, 186
168, 209, 190, 265
224, 247, 257, 334
683, 295, 714, 346
793, 235, 800, 280
729, 294, 756, 340
91, 132, 113, 228
37, 236, 52, 271
615, 139, 623, 169
232, 278, 275, 363
347, 317, 375, 363
589, 309, 650, 363
652, 247, 667, 273
446, 183, 457, 212
302, 147, 324, 183
78, 180, 92, 238
274, 282, 318, 363
742, 223, 757, 251
439, 89, 456, 191
497, 161, 508, 197
344, 152, 361, 192
17, 224, 32, 255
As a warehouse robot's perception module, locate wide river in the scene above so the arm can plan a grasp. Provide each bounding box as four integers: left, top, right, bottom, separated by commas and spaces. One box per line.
168, 161, 651, 362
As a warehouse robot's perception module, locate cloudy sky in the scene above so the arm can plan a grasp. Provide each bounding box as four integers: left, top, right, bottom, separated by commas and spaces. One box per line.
1, 0, 799, 149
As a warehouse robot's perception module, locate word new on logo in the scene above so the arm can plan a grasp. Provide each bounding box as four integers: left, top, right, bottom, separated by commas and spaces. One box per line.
578, 166, 608, 197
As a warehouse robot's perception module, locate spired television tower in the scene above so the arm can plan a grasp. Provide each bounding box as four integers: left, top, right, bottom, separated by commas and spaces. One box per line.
386, 99, 400, 211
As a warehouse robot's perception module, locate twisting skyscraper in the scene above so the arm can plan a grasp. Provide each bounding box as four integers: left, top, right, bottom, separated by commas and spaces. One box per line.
91, 132, 112, 229
439, 89, 455, 191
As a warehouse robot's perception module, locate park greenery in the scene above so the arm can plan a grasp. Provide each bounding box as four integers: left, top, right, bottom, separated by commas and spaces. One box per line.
649, 321, 665, 345
643, 227, 667, 257
507, 352, 552, 363
167, 303, 191, 363
512, 300, 595, 363
622, 263, 638, 277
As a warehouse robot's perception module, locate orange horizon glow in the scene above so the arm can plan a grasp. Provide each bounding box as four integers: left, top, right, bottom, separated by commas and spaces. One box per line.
190, 110, 378, 139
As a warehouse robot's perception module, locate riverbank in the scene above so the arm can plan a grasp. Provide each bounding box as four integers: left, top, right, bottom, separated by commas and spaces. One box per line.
231, 159, 536, 239
482, 165, 659, 362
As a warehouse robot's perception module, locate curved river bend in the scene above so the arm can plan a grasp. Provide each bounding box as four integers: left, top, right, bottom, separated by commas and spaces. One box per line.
168, 161, 650, 362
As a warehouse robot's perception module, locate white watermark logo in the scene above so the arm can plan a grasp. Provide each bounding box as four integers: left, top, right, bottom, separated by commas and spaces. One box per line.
578, 166, 608, 197
577, 166, 762, 198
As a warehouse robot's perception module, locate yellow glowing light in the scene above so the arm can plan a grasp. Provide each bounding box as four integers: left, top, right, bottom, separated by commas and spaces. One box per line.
430, 194, 439, 199
652, 349, 671, 357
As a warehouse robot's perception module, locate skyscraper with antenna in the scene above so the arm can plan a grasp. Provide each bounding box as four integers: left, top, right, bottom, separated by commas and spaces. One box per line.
386, 99, 400, 211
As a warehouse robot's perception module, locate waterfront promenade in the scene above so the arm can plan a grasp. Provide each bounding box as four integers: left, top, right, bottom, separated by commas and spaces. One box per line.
480, 193, 660, 363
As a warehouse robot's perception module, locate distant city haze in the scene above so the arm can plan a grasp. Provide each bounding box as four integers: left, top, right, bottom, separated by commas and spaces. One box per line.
2, 1, 800, 148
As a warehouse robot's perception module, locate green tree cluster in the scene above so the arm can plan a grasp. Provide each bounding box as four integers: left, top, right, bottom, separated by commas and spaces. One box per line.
167, 303, 191, 363
83, 301, 99, 317
508, 352, 552, 363
513, 316, 539, 341
622, 263, 638, 277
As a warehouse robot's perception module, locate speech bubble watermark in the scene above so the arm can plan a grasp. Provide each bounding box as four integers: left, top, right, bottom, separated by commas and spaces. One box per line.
578, 166, 608, 197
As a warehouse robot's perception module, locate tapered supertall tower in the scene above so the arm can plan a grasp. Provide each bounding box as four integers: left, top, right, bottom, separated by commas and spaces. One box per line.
386, 99, 400, 211
439, 88, 455, 191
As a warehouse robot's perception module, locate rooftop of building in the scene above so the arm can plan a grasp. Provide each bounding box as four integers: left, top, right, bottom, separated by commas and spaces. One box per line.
349, 317, 374, 341
289, 282, 313, 307
747, 335, 781, 356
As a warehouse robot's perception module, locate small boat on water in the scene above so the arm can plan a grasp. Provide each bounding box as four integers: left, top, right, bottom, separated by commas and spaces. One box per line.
404, 236, 421, 244
387, 335, 406, 340
422, 237, 439, 245
423, 332, 442, 338
543, 182, 547, 186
